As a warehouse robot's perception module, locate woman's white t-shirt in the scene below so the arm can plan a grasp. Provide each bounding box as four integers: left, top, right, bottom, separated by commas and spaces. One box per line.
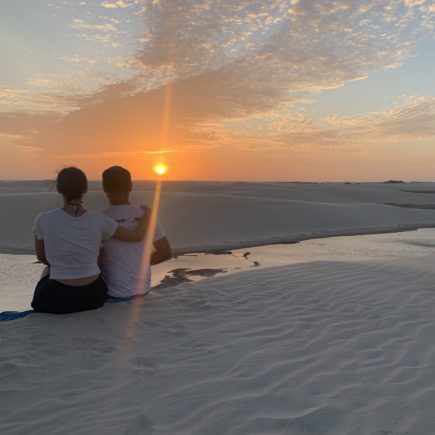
33, 209, 118, 280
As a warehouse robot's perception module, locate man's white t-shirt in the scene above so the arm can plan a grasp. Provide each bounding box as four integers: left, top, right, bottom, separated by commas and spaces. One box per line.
101, 204, 165, 297
33, 209, 118, 280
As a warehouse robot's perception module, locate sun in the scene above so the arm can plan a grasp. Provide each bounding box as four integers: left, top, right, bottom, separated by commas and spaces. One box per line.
153, 163, 168, 176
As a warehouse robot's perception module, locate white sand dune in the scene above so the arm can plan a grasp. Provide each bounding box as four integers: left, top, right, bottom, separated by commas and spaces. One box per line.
2, 181, 435, 253
3, 181, 435, 434
2, 255, 435, 434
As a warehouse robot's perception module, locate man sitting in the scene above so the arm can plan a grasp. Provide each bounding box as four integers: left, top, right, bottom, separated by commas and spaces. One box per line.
101, 166, 172, 299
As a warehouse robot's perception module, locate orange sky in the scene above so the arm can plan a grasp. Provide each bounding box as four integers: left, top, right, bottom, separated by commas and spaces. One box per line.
3, 139, 435, 182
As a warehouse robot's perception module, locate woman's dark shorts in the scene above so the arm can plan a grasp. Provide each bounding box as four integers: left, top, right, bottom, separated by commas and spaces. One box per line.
31, 275, 108, 314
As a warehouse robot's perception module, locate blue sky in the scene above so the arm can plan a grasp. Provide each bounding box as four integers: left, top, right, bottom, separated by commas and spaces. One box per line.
1, 0, 143, 109
309, 37, 435, 118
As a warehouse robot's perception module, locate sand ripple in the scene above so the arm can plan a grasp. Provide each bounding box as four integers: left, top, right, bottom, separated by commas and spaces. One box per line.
2, 257, 435, 434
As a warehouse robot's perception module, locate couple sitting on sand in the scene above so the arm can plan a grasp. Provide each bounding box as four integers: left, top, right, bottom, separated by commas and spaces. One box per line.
31, 166, 172, 314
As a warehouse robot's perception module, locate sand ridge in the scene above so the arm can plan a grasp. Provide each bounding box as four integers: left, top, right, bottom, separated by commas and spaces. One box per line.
2, 256, 435, 434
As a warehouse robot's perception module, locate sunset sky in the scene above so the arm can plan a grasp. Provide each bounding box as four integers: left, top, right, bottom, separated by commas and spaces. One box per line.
1, 0, 434, 181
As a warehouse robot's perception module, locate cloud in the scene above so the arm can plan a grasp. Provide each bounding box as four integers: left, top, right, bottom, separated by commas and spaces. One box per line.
101, 0, 134, 9
404, 0, 426, 7
273, 96, 435, 150
0, 112, 61, 138
1, 0, 435, 160
52, 149, 179, 160
71, 19, 118, 33
60, 54, 99, 65
375, 97, 435, 138
136, 0, 433, 78
82, 0, 434, 119
0, 88, 45, 113
70, 17, 122, 45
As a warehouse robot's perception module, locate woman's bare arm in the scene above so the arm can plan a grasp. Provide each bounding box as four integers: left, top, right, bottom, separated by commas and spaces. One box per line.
111, 206, 151, 242
35, 237, 49, 265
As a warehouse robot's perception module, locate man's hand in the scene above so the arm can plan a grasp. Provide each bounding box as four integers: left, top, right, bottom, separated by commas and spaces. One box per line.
151, 237, 172, 265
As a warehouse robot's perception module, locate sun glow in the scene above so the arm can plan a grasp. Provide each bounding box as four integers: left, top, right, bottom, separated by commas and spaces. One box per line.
153, 163, 168, 175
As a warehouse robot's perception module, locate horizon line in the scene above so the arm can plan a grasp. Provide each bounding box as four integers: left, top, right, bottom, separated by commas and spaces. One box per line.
0, 179, 434, 184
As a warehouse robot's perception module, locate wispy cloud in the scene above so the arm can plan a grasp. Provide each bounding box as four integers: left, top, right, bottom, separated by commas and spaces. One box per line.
70, 15, 124, 46
375, 96, 435, 138
71, 19, 119, 33
51, 148, 180, 160
268, 96, 435, 151
101, 0, 134, 9
0, 88, 28, 99
0, 132, 43, 156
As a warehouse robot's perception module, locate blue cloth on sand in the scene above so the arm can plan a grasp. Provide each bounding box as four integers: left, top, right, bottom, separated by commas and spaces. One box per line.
0, 310, 33, 322
1, 294, 146, 321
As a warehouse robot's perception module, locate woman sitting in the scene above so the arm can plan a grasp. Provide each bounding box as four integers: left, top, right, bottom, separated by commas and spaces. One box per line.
31, 167, 149, 314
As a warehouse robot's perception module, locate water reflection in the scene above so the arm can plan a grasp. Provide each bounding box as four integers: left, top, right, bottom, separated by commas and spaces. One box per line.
152, 228, 435, 289
3, 228, 435, 311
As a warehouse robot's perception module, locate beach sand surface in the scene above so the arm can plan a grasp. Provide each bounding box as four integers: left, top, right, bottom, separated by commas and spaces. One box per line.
2, 181, 435, 434
2, 255, 435, 434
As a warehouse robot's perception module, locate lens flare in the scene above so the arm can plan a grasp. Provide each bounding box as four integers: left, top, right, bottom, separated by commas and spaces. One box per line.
153, 164, 168, 176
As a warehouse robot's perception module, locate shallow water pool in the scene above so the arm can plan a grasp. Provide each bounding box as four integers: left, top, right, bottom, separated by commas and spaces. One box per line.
2, 228, 435, 311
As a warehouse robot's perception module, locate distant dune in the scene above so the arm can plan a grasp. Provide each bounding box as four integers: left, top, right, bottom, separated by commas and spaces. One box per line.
2, 181, 435, 254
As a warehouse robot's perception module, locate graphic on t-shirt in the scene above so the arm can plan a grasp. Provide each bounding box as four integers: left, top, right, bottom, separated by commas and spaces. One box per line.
114, 217, 142, 223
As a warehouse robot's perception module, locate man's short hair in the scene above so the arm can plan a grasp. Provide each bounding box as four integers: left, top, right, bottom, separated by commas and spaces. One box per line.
102, 166, 132, 193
